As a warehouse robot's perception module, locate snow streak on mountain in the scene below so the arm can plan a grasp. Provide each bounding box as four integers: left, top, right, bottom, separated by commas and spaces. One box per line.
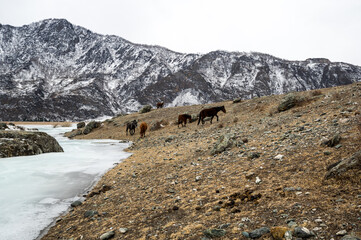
1, 19, 360, 121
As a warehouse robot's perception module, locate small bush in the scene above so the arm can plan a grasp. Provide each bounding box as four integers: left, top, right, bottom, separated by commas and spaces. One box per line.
310, 89, 322, 96
332, 91, 342, 100
233, 117, 238, 123
139, 105, 152, 114
233, 98, 242, 104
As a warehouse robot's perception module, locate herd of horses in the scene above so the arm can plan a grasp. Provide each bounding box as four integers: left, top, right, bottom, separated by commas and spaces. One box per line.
125, 104, 226, 138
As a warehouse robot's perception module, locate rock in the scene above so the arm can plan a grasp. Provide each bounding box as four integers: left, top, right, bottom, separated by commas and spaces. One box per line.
0, 130, 63, 158
242, 231, 250, 238
0, 122, 8, 130
70, 200, 82, 207
210, 134, 234, 155
248, 152, 260, 159
340, 235, 361, 240
84, 210, 98, 218
99, 231, 115, 240
255, 177, 262, 184
219, 223, 230, 229
77, 122, 85, 129
119, 228, 128, 234
336, 230, 348, 236
249, 227, 270, 239
274, 154, 284, 160
233, 98, 242, 103
271, 227, 289, 240
321, 134, 341, 147
83, 121, 101, 135
293, 226, 315, 238
203, 228, 226, 238
325, 150, 361, 179
278, 93, 299, 112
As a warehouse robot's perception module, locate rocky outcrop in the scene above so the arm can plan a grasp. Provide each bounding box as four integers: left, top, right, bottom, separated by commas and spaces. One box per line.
0, 130, 63, 158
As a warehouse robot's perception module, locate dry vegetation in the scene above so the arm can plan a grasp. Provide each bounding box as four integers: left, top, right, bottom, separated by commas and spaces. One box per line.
42, 83, 361, 240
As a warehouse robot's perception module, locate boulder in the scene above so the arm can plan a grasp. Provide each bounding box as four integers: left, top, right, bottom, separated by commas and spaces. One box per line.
0, 130, 64, 158
210, 134, 234, 155
83, 121, 101, 135
278, 93, 298, 112
77, 122, 85, 129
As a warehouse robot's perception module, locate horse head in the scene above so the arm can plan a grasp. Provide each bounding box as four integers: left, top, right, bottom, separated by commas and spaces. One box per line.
221, 106, 226, 113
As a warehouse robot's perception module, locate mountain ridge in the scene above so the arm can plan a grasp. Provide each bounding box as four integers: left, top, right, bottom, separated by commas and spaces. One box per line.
1, 18, 360, 121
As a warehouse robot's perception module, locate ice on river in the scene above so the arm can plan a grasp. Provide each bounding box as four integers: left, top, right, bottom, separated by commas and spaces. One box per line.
0, 124, 131, 240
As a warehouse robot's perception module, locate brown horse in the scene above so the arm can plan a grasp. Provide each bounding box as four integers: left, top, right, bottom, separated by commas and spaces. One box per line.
156, 102, 164, 109
197, 106, 226, 125
178, 114, 192, 128
139, 122, 148, 138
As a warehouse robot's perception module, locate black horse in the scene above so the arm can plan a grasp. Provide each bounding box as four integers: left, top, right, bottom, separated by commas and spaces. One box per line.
126, 120, 138, 135
197, 106, 226, 125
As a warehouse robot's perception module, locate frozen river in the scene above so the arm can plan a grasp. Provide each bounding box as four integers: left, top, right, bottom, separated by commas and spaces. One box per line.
0, 124, 131, 240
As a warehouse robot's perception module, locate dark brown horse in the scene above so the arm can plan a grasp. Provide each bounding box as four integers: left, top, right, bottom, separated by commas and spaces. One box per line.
178, 114, 192, 127
197, 106, 226, 125
156, 102, 164, 109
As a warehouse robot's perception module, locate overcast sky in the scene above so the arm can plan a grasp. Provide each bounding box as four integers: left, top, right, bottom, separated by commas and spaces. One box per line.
1, 0, 360, 66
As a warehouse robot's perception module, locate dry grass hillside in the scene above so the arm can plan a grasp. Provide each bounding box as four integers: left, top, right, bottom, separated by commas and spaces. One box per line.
43, 83, 361, 240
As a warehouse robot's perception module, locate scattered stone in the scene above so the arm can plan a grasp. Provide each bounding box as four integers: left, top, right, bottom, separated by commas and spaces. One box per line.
84, 210, 98, 218
336, 230, 348, 236
255, 176, 262, 184
321, 134, 341, 147
274, 154, 284, 160
172, 206, 179, 211
249, 227, 270, 239
293, 226, 315, 238
248, 152, 260, 159
242, 231, 250, 238
219, 223, 230, 229
70, 200, 82, 207
99, 230, 115, 240
210, 134, 234, 155
203, 228, 226, 238
340, 235, 361, 240
119, 228, 128, 234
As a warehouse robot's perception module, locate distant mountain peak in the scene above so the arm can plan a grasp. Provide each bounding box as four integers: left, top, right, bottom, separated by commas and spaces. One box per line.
0, 19, 360, 121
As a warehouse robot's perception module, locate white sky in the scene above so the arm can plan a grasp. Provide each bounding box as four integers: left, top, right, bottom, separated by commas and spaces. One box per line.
0, 0, 360, 66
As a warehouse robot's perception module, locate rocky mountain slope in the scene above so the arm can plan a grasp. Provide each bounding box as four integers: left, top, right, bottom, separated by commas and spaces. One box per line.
42, 82, 361, 240
1, 18, 361, 121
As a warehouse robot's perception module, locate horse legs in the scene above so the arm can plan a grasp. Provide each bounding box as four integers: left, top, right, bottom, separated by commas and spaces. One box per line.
216, 115, 219, 121
210, 116, 214, 124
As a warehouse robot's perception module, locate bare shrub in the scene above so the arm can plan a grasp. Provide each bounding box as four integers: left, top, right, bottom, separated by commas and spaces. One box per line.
310, 89, 322, 97
218, 123, 224, 128
233, 117, 238, 123
332, 91, 342, 100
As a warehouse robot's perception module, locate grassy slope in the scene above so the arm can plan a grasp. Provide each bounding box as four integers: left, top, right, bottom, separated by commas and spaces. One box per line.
43, 83, 361, 240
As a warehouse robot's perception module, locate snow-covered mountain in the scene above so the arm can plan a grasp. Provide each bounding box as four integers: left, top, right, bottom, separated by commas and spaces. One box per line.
1, 19, 360, 121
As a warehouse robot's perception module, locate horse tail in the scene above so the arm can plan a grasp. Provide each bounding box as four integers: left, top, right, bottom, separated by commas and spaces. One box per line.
197, 111, 202, 125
